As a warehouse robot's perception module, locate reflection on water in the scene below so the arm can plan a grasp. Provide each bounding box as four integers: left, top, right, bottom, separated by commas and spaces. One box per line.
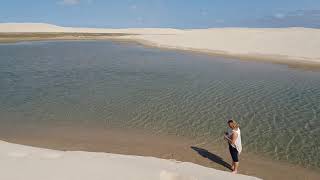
0, 41, 319, 168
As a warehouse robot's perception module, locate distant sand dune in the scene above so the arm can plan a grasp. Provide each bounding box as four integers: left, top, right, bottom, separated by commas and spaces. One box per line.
0, 23, 320, 65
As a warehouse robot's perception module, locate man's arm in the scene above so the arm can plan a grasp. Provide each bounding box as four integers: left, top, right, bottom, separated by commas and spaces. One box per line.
224, 132, 238, 145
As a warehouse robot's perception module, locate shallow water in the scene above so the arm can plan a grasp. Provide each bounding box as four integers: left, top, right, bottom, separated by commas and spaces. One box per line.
0, 41, 319, 168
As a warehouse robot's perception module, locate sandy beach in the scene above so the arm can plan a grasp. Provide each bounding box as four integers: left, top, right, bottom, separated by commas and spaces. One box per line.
1, 23, 320, 67
0, 139, 261, 180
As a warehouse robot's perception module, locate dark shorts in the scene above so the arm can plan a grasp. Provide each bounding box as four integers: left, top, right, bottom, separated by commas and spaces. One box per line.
229, 143, 239, 162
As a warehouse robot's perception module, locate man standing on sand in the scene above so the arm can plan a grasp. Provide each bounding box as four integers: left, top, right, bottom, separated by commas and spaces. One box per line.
224, 119, 242, 173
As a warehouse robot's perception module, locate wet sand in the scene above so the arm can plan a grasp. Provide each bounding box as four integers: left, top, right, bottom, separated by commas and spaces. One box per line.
0, 32, 132, 43
0, 124, 319, 180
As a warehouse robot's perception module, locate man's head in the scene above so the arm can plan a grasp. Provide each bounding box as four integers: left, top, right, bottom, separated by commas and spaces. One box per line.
227, 119, 239, 129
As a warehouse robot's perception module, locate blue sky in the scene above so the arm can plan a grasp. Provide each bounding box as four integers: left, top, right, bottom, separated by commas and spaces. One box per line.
1, 0, 319, 28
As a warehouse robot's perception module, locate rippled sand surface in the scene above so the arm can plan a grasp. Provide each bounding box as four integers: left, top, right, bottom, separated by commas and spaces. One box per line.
0, 41, 319, 169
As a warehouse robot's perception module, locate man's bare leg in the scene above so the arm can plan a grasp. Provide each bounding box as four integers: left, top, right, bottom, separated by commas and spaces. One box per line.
232, 162, 239, 173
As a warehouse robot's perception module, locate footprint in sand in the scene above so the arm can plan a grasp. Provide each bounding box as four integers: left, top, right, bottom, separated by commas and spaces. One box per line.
8, 152, 29, 158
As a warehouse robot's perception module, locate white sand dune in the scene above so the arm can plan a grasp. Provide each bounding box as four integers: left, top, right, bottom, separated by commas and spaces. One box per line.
0, 141, 260, 180
125, 28, 320, 64
0, 23, 182, 34
1, 23, 320, 64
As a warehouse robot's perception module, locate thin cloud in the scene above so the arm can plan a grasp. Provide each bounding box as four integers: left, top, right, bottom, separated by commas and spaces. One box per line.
215, 19, 225, 23
130, 5, 138, 10
200, 9, 208, 16
273, 13, 285, 19
249, 9, 320, 28
59, 0, 80, 5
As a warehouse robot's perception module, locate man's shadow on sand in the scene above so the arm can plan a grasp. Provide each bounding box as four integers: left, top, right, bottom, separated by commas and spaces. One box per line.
191, 146, 232, 170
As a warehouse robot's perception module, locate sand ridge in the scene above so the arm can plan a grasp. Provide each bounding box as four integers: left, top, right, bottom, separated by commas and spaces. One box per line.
0, 23, 319, 65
